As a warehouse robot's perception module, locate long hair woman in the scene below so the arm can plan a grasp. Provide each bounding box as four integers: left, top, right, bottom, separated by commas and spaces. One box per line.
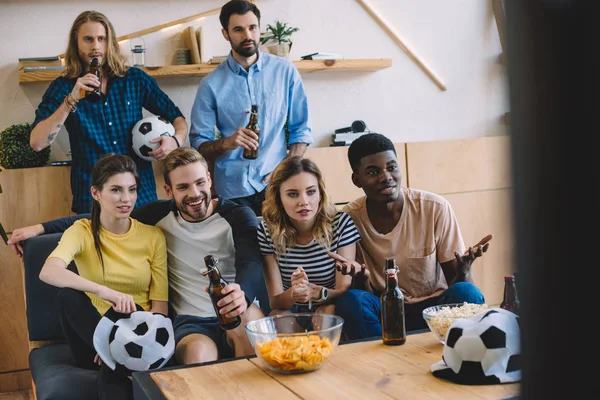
257, 156, 361, 315
39, 154, 168, 399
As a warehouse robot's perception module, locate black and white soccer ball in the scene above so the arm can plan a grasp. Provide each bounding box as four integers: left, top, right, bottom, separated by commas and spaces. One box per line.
132, 115, 175, 162
431, 308, 521, 385
94, 309, 175, 376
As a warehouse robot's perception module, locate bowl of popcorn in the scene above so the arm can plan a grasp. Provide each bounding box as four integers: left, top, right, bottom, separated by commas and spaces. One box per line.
422, 302, 489, 344
245, 313, 343, 374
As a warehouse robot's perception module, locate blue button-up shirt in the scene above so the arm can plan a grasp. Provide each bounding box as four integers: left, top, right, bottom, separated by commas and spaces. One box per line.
32, 67, 184, 214
189, 51, 313, 199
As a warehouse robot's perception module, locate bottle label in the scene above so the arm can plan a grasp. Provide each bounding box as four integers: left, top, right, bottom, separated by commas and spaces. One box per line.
386, 268, 397, 277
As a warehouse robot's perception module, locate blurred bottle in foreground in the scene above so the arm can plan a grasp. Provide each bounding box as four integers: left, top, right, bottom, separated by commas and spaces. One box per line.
500, 275, 520, 316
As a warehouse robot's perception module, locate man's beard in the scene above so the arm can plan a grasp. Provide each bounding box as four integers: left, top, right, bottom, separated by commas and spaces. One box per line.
176, 196, 210, 221
232, 40, 258, 57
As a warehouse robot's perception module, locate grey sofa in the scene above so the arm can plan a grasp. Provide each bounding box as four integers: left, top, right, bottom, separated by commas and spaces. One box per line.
22, 233, 98, 400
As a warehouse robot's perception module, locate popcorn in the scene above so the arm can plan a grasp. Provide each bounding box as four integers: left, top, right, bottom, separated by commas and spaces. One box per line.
425, 302, 489, 342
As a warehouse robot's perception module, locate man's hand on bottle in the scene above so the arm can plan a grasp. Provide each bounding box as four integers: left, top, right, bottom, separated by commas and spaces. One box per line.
216, 283, 248, 318
7, 224, 45, 258
225, 128, 258, 151
72, 73, 101, 101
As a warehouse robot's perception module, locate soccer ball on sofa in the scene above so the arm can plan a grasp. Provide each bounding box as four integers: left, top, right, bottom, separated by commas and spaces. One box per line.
94, 308, 175, 376
431, 308, 521, 384
132, 115, 175, 162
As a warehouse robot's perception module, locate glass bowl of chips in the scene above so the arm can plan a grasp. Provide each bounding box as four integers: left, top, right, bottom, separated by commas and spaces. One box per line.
245, 313, 344, 374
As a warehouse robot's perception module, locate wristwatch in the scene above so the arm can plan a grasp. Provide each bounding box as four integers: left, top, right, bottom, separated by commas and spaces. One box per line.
320, 287, 329, 301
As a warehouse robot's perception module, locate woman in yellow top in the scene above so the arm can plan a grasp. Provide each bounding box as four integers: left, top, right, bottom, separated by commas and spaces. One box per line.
39, 154, 168, 399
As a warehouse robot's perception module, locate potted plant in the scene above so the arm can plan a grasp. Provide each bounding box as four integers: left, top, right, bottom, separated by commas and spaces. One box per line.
260, 20, 299, 59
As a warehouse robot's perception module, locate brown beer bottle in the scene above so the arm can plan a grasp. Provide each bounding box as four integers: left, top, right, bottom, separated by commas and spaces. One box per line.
380, 259, 406, 345
80, 57, 104, 102
243, 105, 260, 160
203, 255, 241, 330
500, 275, 520, 316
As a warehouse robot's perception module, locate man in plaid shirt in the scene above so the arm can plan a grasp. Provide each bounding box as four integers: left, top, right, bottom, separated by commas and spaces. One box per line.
30, 10, 187, 214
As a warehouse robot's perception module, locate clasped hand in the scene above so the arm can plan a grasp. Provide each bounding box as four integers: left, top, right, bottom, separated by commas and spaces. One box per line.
290, 266, 319, 303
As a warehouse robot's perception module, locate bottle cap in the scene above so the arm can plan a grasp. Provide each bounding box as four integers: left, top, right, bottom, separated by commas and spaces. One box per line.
504, 275, 515, 280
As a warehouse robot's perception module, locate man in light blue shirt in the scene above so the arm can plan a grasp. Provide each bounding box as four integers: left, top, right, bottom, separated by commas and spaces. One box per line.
189, 0, 313, 215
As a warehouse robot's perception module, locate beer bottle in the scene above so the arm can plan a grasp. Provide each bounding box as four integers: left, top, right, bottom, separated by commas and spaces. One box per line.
500, 275, 520, 315
243, 105, 260, 160
380, 259, 406, 345
203, 255, 241, 330
80, 57, 104, 102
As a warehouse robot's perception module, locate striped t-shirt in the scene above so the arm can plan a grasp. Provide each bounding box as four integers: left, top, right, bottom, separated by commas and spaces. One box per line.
257, 211, 361, 291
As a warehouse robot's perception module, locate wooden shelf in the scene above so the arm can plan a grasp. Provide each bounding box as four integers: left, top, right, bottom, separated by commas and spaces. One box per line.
18, 58, 392, 83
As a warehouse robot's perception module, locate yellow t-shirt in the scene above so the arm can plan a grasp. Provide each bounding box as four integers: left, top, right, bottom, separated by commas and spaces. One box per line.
48, 218, 168, 315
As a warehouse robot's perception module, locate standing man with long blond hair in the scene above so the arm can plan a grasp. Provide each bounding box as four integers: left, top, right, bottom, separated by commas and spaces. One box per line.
29, 10, 188, 214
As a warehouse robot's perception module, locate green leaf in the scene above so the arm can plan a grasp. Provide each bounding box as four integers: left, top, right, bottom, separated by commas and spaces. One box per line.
0, 223, 7, 246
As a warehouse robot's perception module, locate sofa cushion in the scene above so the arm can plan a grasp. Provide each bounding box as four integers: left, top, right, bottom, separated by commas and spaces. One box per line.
29, 343, 98, 400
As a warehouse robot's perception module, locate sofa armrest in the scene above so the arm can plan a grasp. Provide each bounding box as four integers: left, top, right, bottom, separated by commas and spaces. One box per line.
22, 233, 78, 344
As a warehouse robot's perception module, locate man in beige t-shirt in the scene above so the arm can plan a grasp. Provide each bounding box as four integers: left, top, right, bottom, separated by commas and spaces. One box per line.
333, 133, 491, 339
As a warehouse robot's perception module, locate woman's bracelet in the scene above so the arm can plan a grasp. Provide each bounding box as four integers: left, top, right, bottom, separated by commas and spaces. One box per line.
172, 135, 180, 148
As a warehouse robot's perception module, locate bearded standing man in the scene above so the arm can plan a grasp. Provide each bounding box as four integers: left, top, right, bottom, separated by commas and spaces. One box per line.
189, 0, 313, 216
30, 10, 187, 214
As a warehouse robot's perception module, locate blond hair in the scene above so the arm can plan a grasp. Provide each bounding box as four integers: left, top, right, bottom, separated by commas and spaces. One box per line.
63, 10, 128, 79
162, 147, 209, 187
262, 156, 337, 256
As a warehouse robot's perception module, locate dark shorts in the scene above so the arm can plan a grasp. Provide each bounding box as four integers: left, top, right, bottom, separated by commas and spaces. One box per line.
173, 315, 234, 359
290, 303, 320, 313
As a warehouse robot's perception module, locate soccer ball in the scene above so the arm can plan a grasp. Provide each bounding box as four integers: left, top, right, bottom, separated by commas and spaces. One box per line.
431, 308, 521, 384
131, 115, 175, 162
94, 310, 175, 375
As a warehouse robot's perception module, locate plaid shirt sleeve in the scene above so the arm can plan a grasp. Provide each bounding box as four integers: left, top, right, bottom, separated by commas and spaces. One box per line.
137, 69, 184, 123
31, 78, 71, 129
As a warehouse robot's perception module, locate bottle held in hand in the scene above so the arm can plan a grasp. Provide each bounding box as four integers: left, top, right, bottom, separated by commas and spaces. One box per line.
243, 104, 260, 160
81, 57, 104, 102
380, 259, 406, 345
500, 275, 520, 316
203, 255, 241, 330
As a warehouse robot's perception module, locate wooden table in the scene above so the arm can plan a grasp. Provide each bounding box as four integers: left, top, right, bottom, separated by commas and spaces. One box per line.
132, 332, 519, 400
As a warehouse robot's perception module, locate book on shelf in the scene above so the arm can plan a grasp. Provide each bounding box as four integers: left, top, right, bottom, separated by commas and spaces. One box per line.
208, 55, 227, 64
301, 52, 343, 60
23, 65, 65, 72
183, 26, 202, 64
18, 56, 60, 62
19, 55, 63, 68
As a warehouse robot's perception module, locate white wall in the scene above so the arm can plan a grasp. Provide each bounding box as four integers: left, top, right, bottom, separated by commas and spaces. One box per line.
0, 0, 508, 161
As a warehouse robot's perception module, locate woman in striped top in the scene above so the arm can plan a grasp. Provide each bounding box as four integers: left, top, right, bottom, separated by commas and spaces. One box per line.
258, 156, 361, 315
